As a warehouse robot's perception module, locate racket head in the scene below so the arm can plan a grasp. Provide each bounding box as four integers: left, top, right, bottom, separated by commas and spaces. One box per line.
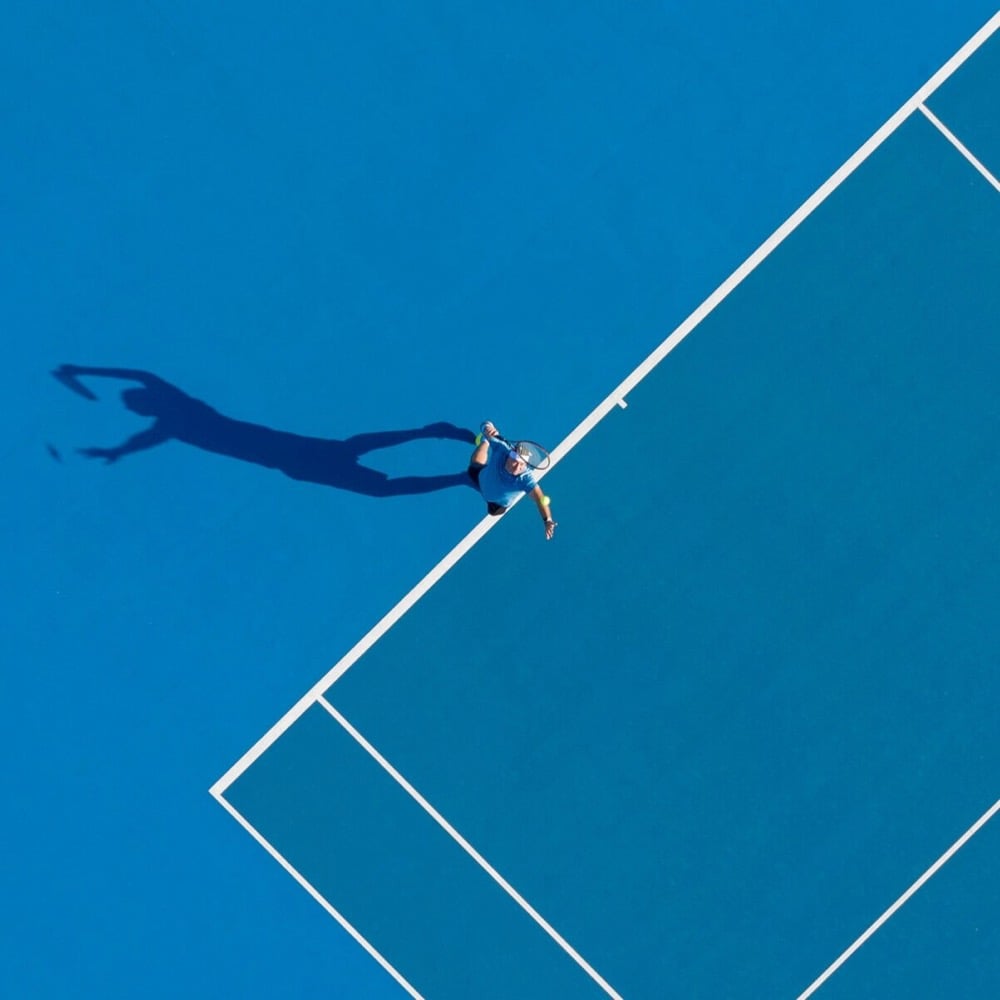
52, 366, 98, 401
480, 422, 551, 470
513, 440, 551, 471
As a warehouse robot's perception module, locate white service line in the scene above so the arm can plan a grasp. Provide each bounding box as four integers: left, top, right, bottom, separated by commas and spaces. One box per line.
796, 798, 1000, 999
212, 10, 1000, 801
316, 696, 625, 1000
211, 787, 426, 1000
918, 102, 1000, 193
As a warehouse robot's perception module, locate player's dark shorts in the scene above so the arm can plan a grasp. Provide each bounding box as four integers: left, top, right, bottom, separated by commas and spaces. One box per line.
467, 463, 508, 516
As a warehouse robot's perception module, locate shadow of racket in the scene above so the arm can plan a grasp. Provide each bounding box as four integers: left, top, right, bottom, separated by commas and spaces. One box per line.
52, 366, 98, 400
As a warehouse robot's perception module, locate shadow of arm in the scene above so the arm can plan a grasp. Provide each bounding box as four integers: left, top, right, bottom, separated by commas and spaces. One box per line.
78, 423, 169, 464
53, 364, 166, 400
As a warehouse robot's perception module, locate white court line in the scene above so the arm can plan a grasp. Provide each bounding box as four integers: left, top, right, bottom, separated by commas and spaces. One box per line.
212, 10, 1000, 801
210, 517, 499, 796
210, 786, 426, 1000
315, 696, 625, 999
797, 799, 1000, 999
918, 102, 1000, 193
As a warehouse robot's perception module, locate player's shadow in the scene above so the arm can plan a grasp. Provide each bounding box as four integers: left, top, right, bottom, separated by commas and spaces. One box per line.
52, 364, 476, 497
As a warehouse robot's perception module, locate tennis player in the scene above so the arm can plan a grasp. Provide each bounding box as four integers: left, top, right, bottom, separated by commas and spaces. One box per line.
468, 421, 556, 539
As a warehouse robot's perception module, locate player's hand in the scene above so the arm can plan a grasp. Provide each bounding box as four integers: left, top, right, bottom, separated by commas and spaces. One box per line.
482, 421, 498, 438
544, 519, 557, 540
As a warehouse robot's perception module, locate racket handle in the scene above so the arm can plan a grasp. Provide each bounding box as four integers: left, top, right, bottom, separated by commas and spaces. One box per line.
480, 421, 505, 445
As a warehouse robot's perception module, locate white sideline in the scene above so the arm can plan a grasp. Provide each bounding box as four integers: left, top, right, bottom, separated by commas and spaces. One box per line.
210, 787, 425, 999
212, 10, 1000, 801
797, 799, 1000, 999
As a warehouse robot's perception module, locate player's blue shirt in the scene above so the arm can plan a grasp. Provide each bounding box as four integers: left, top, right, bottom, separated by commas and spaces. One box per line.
477, 437, 537, 507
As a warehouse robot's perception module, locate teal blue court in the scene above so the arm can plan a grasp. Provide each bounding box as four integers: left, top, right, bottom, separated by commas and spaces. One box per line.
9, 6, 1000, 999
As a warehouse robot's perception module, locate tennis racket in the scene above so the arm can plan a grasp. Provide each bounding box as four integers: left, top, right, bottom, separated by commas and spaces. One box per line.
480, 421, 551, 471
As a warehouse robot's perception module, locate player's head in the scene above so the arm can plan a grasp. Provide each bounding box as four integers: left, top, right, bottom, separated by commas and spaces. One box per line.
504, 445, 529, 475
122, 387, 156, 416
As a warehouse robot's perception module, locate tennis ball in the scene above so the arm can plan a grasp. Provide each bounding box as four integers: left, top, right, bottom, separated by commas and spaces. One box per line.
542, 495, 551, 506
474, 433, 483, 445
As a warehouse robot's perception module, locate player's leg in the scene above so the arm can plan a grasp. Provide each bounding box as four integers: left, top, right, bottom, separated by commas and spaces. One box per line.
343, 424, 475, 458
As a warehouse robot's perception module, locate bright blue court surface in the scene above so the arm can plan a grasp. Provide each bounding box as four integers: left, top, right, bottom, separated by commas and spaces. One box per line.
7, 5, 1000, 999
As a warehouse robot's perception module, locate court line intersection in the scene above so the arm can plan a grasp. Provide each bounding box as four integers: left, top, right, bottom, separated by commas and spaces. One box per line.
918, 102, 1000, 192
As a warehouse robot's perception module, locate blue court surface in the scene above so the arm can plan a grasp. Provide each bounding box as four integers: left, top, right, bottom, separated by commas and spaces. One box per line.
7, 5, 1000, 998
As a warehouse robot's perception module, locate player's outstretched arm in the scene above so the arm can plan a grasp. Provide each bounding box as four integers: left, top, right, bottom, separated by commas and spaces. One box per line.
530, 485, 556, 540
56, 364, 164, 385
53, 364, 168, 401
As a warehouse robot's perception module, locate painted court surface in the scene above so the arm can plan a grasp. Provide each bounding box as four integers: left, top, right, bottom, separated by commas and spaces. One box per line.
8, 6, 999, 999
216, 19, 1000, 1000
